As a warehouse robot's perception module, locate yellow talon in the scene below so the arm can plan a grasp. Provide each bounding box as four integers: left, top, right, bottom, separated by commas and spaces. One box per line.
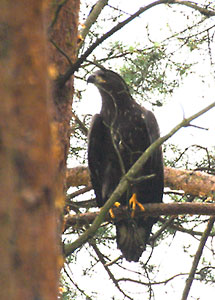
109, 202, 121, 219
129, 193, 145, 218
109, 208, 115, 219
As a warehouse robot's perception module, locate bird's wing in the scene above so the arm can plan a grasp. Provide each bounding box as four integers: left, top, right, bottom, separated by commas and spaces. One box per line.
140, 107, 163, 162
141, 107, 160, 142
88, 114, 106, 207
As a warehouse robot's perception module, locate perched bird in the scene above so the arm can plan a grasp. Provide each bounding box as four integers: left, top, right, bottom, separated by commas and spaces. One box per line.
87, 69, 164, 262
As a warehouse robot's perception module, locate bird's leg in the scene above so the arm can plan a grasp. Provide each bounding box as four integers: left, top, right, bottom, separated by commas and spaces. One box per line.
129, 193, 145, 218
109, 202, 121, 219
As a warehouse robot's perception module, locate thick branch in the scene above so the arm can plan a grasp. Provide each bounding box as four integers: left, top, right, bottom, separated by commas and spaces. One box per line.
66, 166, 90, 188
66, 165, 215, 198
64, 203, 215, 230
164, 166, 215, 198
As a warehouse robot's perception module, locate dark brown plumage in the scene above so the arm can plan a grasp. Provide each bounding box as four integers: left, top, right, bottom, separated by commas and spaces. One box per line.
87, 69, 164, 262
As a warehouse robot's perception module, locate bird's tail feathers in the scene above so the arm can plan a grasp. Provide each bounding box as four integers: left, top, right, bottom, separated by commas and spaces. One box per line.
116, 220, 151, 262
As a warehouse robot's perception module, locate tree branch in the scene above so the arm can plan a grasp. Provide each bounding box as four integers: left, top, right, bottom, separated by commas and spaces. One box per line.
173, 1, 215, 17
66, 165, 215, 199
164, 166, 215, 198
64, 203, 215, 231
158, 217, 215, 237
66, 166, 90, 188
90, 241, 133, 300
63, 101, 215, 256
181, 216, 215, 300
78, 0, 109, 51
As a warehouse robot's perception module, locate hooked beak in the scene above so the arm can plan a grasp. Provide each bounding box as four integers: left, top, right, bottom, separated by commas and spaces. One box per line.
87, 74, 96, 84
87, 74, 106, 84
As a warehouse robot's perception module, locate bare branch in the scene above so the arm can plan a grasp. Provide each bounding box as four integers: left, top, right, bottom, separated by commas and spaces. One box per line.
78, 0, 109, 51
71, 111, 89, 135
158, 217, 215, 237
66, 166, 91, 188
164, 166, 215, 198
173, 1, 215, 17
63, 264, 93, 299
150, 216, 176, 242
90, 241, 133, 300
64, 203, 215, 231
181, 216, 215, 300
66, 165, 215, 198
50, 39, 73, 65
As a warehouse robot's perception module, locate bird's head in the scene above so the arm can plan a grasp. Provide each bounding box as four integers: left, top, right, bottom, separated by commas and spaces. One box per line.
87, 69, 130, 96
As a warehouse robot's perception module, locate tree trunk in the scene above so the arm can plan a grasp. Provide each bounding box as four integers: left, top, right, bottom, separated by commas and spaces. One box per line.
0, 0, 81, 298
48, 0, 80, 206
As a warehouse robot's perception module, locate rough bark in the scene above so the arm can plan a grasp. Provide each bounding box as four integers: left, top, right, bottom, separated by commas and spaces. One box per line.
48, 0, 80, 209
66, 166, 215, 198
165, 166, 215, 198
66, 166, 91, 188
0, 1, 59, 299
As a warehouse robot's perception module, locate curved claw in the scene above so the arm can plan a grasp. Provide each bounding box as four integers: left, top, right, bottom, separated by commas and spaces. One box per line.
129, 193, 145, 218
109, 202, 121, 219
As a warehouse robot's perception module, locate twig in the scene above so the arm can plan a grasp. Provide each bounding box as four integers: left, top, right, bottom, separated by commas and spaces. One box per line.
173, 0, 215, 17
118, 272, 189, 285
90, 241, 133, 300
158, 217, 215, 237
150, 216, 176, 242
186, 123, 208, 131
63, 264, 93, 299
104, 255, 123, 267
67, 186, 92, 200
175, 144, 210, 166
71, 111, 89, 135
181, 216, 215, 300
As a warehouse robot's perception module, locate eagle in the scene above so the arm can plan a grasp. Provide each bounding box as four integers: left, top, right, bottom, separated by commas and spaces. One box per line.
87, 69, 164, 262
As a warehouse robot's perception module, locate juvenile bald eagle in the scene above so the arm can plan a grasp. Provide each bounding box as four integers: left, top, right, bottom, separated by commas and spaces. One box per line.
87, 69, 164, 262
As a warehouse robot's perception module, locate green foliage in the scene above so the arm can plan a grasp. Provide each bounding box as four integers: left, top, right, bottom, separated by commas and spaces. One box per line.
120, 44, 178, 102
